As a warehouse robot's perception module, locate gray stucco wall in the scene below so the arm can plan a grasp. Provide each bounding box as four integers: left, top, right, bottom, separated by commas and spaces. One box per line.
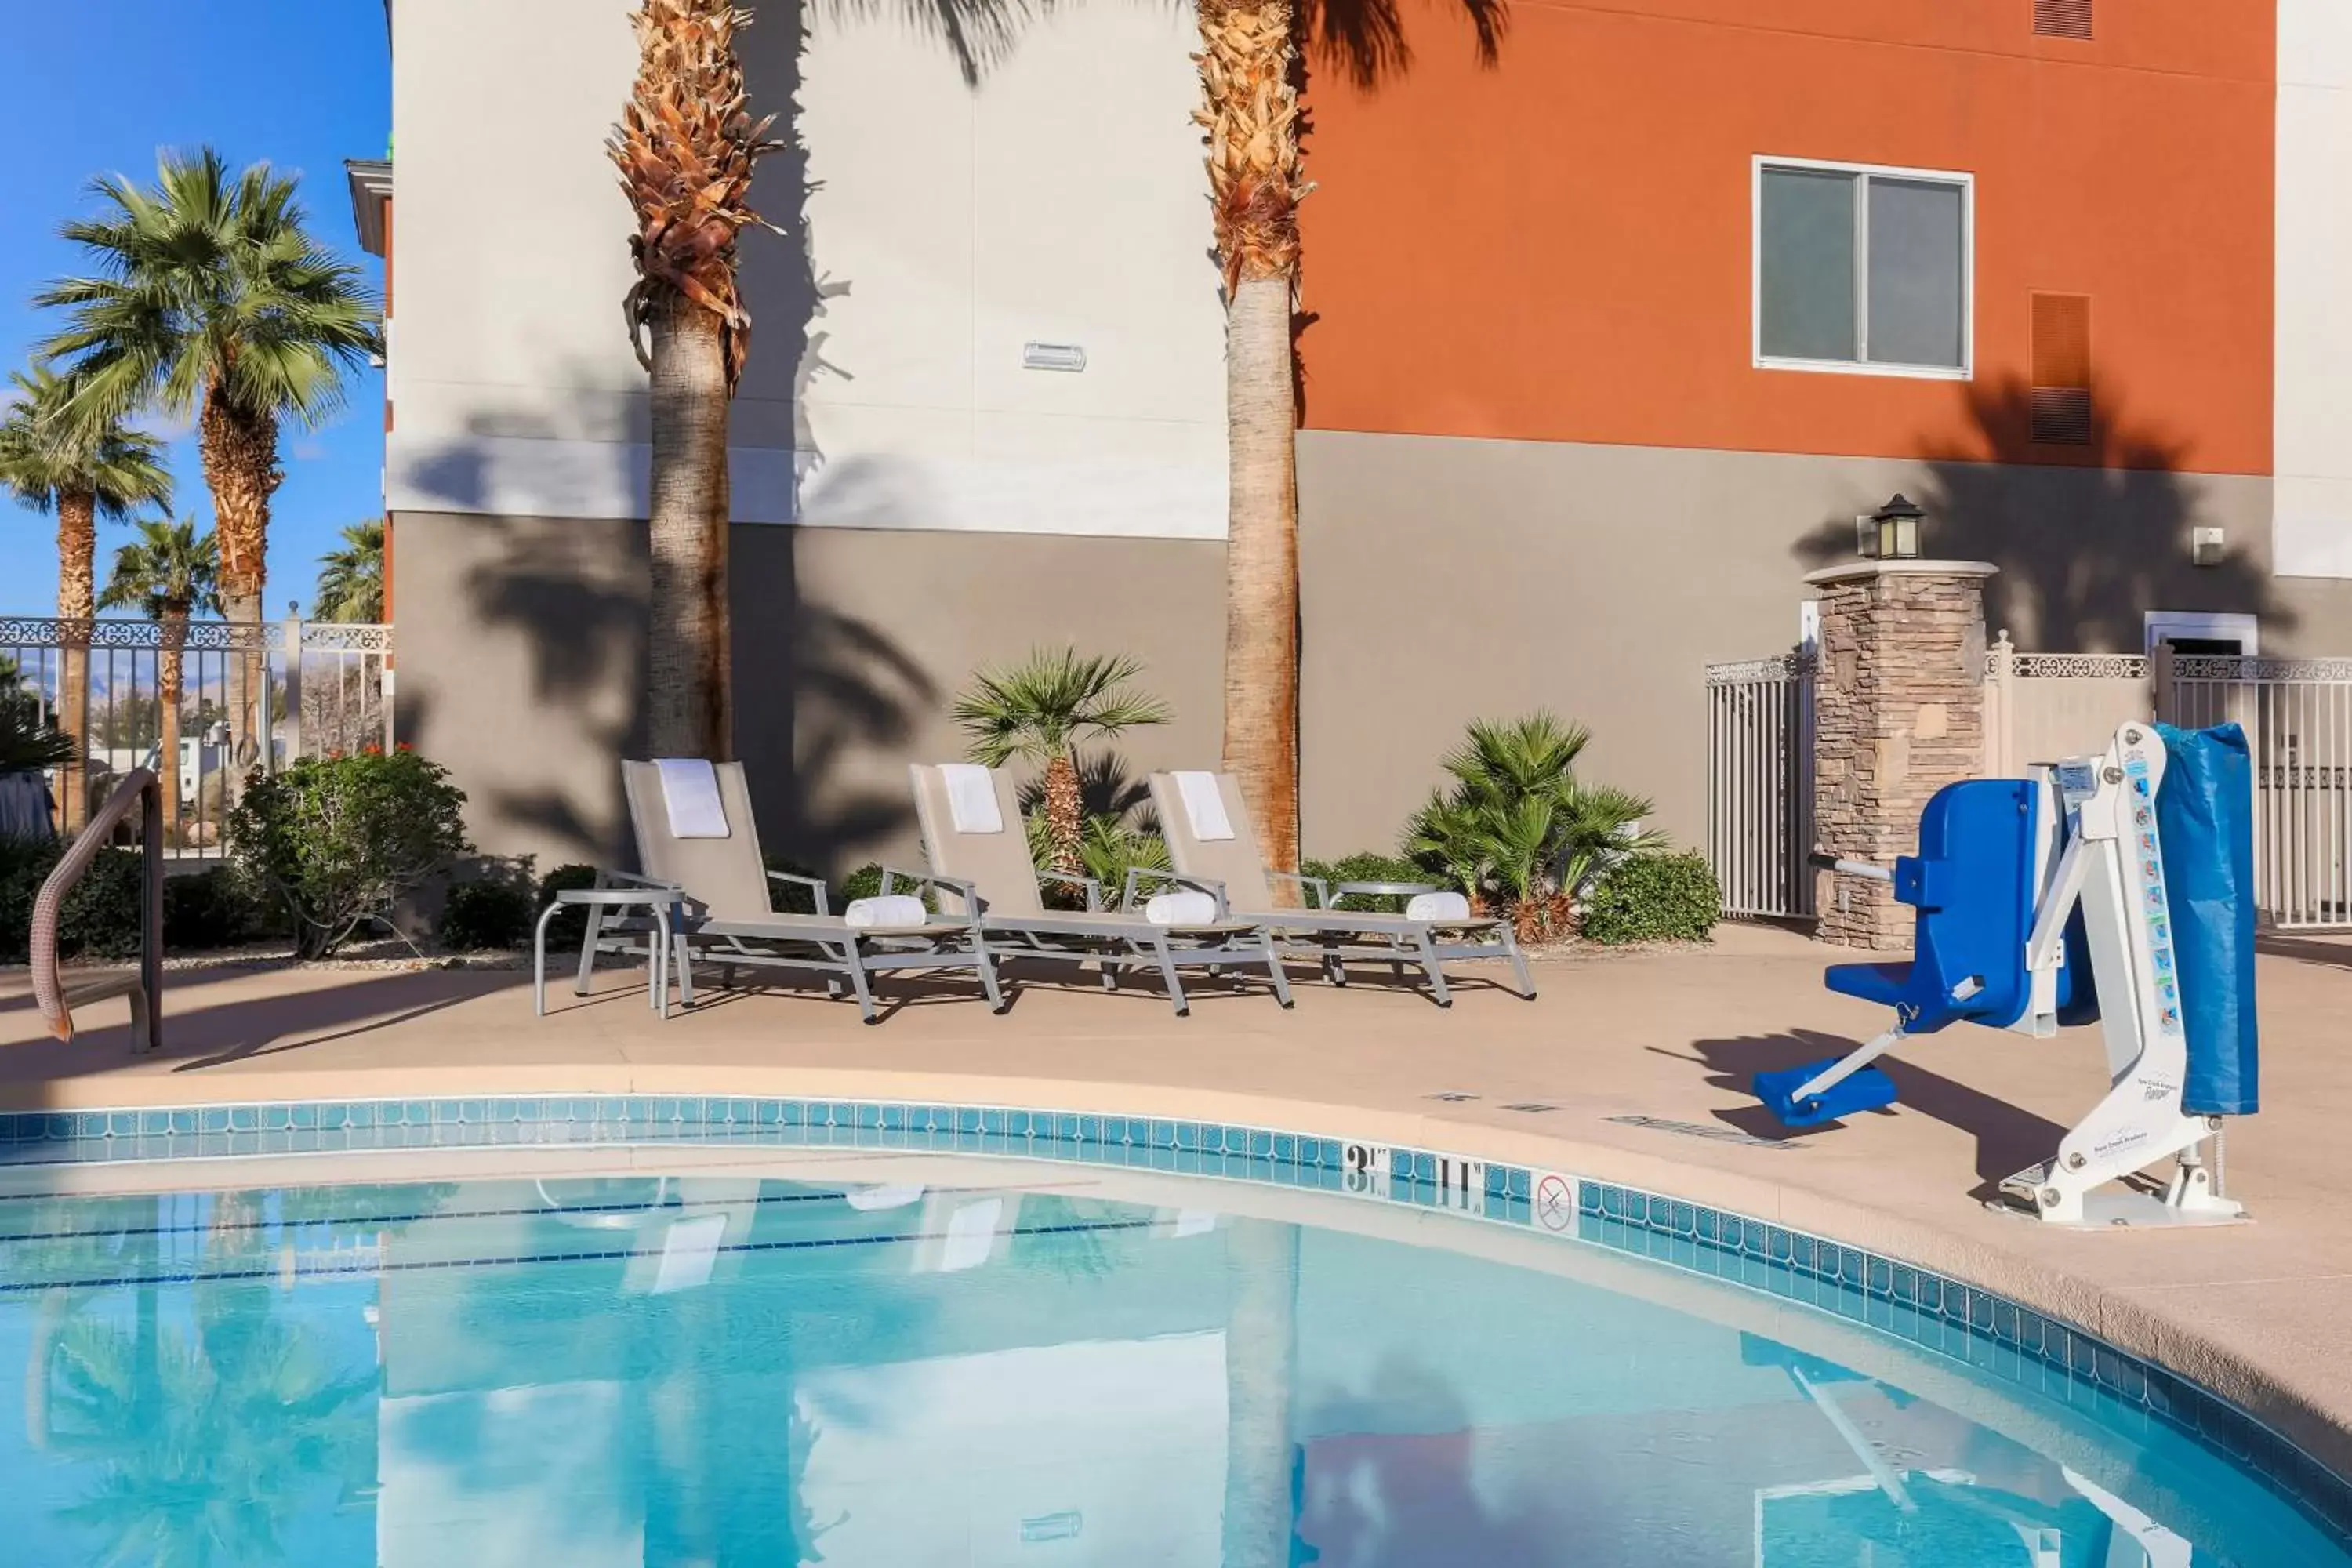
392, 513, 1225, 874
1294, 430, 2352, 859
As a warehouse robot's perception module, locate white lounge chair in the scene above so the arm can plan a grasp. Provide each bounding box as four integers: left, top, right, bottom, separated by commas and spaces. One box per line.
1146, 769, 1535, 1007
906, 762, 1292, 1017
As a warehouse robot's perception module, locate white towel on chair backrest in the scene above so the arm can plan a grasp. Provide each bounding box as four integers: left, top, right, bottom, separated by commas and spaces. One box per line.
941, 764, 1004, 833
1145, 891, 1219, 927
1173, 771, 1234, 841
655, 758, 729, 838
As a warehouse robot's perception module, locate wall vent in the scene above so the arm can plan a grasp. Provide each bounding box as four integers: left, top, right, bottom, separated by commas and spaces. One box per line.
2030, 292, 2093, 446
2034, 0, 2092, 40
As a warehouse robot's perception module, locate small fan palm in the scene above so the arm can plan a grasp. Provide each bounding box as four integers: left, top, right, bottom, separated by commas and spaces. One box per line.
0, 706, 78, 775
311, 520, 383, 622
98, 517, 219, 843
1406, 712, 1664, 942
952, 648, 1171, 871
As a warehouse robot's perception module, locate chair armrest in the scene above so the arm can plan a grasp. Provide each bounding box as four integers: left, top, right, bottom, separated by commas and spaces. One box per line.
1036, 867, 1106, 913
1268, 870, 1330, 910
764, 868, 830, 917
879, 866, 982, 920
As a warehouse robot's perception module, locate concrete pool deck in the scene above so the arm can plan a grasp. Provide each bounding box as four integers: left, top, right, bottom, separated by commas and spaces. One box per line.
6, 923, 2352, 1477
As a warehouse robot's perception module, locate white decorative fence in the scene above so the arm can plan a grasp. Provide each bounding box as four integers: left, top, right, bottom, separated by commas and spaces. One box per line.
0, 615, 393, 857
1703, 653, 1814, 920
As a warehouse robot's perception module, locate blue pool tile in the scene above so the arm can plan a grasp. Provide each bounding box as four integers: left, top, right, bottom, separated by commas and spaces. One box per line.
136, 1109, 166, 1135
292, 1104, 318, 1130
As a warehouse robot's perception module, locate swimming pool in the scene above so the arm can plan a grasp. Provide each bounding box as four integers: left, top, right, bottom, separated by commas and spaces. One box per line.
0, 1153, 2341, 1568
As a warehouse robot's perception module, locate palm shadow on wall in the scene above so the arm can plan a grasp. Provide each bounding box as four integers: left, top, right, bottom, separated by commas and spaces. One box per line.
1788, 374, 2294, 653
442, 0, 1515, 873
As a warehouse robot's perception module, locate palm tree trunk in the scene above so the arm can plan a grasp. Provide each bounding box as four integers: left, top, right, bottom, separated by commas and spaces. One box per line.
158, 613, 187, 846
1043, 751, 1084, 872
198, 390, 280, 785
1221, 275, 1301, 888
645, 287, 733, 760
1197, 0, 1307, 894
1221, 1218, 1299, 1568
55, 489, 96, 836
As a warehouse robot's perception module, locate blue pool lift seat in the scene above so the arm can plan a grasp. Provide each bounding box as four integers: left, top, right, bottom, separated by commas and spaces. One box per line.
1823, 778, 2044, 1034
1756, 779, 2050, 1127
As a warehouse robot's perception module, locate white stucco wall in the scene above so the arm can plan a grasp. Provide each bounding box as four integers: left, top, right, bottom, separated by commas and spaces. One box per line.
384, 0, 1227, 539
2274, 0, 2352, 578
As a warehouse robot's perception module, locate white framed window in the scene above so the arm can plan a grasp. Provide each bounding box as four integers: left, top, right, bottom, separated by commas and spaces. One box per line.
1753, 156, 1973, 379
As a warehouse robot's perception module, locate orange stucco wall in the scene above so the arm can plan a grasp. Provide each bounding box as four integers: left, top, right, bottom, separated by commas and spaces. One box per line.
1296, 0, 2276, 474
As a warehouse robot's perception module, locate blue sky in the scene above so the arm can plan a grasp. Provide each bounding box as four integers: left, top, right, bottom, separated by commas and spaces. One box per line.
0, 0, 390, 617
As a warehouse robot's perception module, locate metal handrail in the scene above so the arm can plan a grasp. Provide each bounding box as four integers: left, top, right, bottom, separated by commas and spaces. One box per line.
30, 767, 163, 1049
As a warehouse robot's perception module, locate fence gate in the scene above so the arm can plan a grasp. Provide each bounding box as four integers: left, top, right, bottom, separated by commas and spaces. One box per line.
0, 615, 394, 858
1704, 654, 1814, 919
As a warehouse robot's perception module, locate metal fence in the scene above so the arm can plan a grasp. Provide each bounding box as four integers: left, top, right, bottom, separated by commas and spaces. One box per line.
0, 615, 393, 858
1703, 652, 1814, 920
1704, 635, 2352, 933
2165, 652, 2352, 930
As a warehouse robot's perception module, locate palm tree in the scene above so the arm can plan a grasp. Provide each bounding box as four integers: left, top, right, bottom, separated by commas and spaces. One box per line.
952, 648, 1172, 872
311, 519, 383, 622
97, 517, 219, 845
0, 362, 172, 831
1196, 0, 1313, 887
609, 0, 781, 760
36, 147, 380, 775
1406, 712, 1664, 941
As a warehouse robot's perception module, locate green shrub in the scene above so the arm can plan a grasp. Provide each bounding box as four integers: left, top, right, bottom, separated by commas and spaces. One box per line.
1579, 852, 1720, 946
227, 749, 471, 958
164, 866, 260, 949
440, 878, 536, 951
537, 862, 603, 947
0, 839, 147, 964
1301, 852, 1443, 913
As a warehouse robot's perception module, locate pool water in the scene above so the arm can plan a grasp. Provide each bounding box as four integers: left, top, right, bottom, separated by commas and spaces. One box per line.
0, 1163, 2340, 1568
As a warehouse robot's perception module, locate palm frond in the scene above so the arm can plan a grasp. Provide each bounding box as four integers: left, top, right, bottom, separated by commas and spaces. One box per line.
38, 147, 383, 430
96, 516, 220, 621
951, 647, 1172, 766
311, 520, 384, 622
0, 361, 172, 518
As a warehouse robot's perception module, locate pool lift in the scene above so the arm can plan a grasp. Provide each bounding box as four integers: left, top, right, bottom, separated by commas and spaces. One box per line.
1755, 722, 2256, 1229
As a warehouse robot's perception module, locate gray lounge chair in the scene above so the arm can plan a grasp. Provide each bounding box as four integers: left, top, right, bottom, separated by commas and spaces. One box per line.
906, 763, 1292, 1016
547, 760, 1004, 1025
1145, 770, 1535, 1007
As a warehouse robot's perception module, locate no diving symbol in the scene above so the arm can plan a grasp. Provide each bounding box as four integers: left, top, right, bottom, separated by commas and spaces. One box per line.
1534, 1174, 1574, 1233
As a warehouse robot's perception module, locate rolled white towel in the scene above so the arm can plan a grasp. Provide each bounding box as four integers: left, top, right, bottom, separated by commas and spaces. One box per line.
1144, 891, 1219, 927
845, 895, 927, 928
1405, 891, 1472, 923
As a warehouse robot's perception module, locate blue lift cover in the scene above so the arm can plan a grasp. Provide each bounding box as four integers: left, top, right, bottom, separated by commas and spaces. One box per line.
2154, 722, 2259, 1116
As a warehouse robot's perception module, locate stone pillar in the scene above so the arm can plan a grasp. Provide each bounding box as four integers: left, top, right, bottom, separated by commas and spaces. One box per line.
1807, 561, 1997, 949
